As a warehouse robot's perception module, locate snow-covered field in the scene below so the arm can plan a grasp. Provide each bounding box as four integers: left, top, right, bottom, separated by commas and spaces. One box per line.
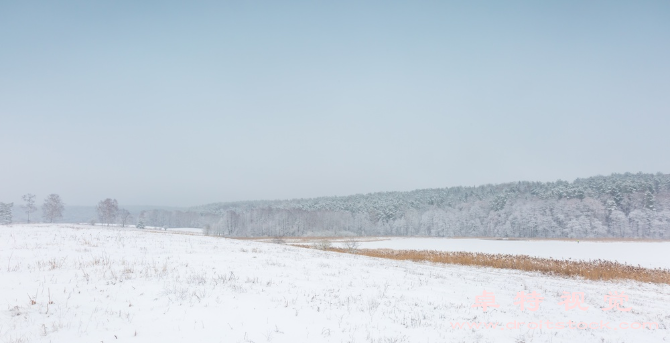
1, 225, 669, 343
326, 238, 670, 270
147, 227, 203, 235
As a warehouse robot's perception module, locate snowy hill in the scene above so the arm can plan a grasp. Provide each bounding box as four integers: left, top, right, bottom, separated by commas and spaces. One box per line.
1, 224, 668, 342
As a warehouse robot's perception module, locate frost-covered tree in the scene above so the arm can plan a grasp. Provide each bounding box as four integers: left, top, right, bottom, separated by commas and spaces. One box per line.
119, 209, 132, 227
652, 210, 670, 238
0, 202, 13, 225
96, 198, 119, 226
644, 191, 655, 211
42, 194, 64, 223
22, 194, 37, 223
492, 194, 507, 211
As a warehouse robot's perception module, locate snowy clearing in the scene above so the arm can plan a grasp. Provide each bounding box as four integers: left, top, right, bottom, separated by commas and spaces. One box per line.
1, 225, 669, 343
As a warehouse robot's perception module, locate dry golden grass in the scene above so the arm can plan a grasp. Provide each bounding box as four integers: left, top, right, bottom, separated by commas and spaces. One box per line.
300, 246, 670, 285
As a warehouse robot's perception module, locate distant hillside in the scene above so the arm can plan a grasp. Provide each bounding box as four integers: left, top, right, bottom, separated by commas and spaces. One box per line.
187, 172, 670, 238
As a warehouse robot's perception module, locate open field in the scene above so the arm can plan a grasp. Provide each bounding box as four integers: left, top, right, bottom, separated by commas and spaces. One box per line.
1, 225, 669, 343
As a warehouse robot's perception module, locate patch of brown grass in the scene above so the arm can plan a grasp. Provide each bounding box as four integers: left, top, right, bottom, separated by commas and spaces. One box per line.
302, 246, 670, 285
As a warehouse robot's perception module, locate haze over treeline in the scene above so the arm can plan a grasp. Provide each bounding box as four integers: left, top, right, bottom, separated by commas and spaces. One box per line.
61, 172, 667, 239
4, 172, 669, 238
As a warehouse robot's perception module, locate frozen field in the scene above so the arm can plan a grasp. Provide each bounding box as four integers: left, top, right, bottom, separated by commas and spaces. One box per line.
1, 225, 669, 343
327, 238, 670, 270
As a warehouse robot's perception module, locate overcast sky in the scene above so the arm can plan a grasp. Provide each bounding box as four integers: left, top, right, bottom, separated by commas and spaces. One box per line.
1, 1, 669, 207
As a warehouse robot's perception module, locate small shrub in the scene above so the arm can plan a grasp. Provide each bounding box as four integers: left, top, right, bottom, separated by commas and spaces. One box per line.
314, 240, 332, 250
343, 239, 360, 252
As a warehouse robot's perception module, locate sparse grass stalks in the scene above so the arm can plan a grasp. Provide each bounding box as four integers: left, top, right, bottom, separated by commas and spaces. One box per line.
49, 258, 64, 270
162, 280, 210, 302
187, 272, 207, 285
81, 269, 90, 282
6, 253, 21, 272
5, 335, 29, 343
304, 247, 670, 285
28, 291, 37, 305
85, 254, 111, 267
36, 257, 66, 271
212, 271, 238, 287
80, 238, 98, 247
212, 274, 228, 286
366, 298, 381, 319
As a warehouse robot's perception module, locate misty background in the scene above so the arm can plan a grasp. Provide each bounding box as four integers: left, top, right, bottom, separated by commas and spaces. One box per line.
1, 1, 669, 210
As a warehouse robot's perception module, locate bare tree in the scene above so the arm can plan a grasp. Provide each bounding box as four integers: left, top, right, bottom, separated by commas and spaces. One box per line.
96, 198, 119, 226
42, 194, 64, 223
22, 194, 37, 223
119, 208, 132, 227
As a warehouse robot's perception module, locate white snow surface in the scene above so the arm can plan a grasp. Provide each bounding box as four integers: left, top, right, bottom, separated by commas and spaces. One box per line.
337, 238, 670, 270
148, 227, 203, 235
1, 225, 668, 343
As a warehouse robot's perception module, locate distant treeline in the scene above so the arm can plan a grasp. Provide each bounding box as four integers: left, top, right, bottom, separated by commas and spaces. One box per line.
136, 172, 670, 239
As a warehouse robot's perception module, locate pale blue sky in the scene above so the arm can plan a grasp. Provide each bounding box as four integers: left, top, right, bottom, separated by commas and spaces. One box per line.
1, 1, 669, 206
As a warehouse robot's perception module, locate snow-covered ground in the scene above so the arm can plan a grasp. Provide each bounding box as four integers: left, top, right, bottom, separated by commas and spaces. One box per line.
146, 227, 203, 235
327, 238, 670, 270
1, 225, 668, 343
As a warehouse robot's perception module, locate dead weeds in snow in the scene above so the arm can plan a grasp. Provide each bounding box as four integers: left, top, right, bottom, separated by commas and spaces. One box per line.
300, 246, 670, 285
